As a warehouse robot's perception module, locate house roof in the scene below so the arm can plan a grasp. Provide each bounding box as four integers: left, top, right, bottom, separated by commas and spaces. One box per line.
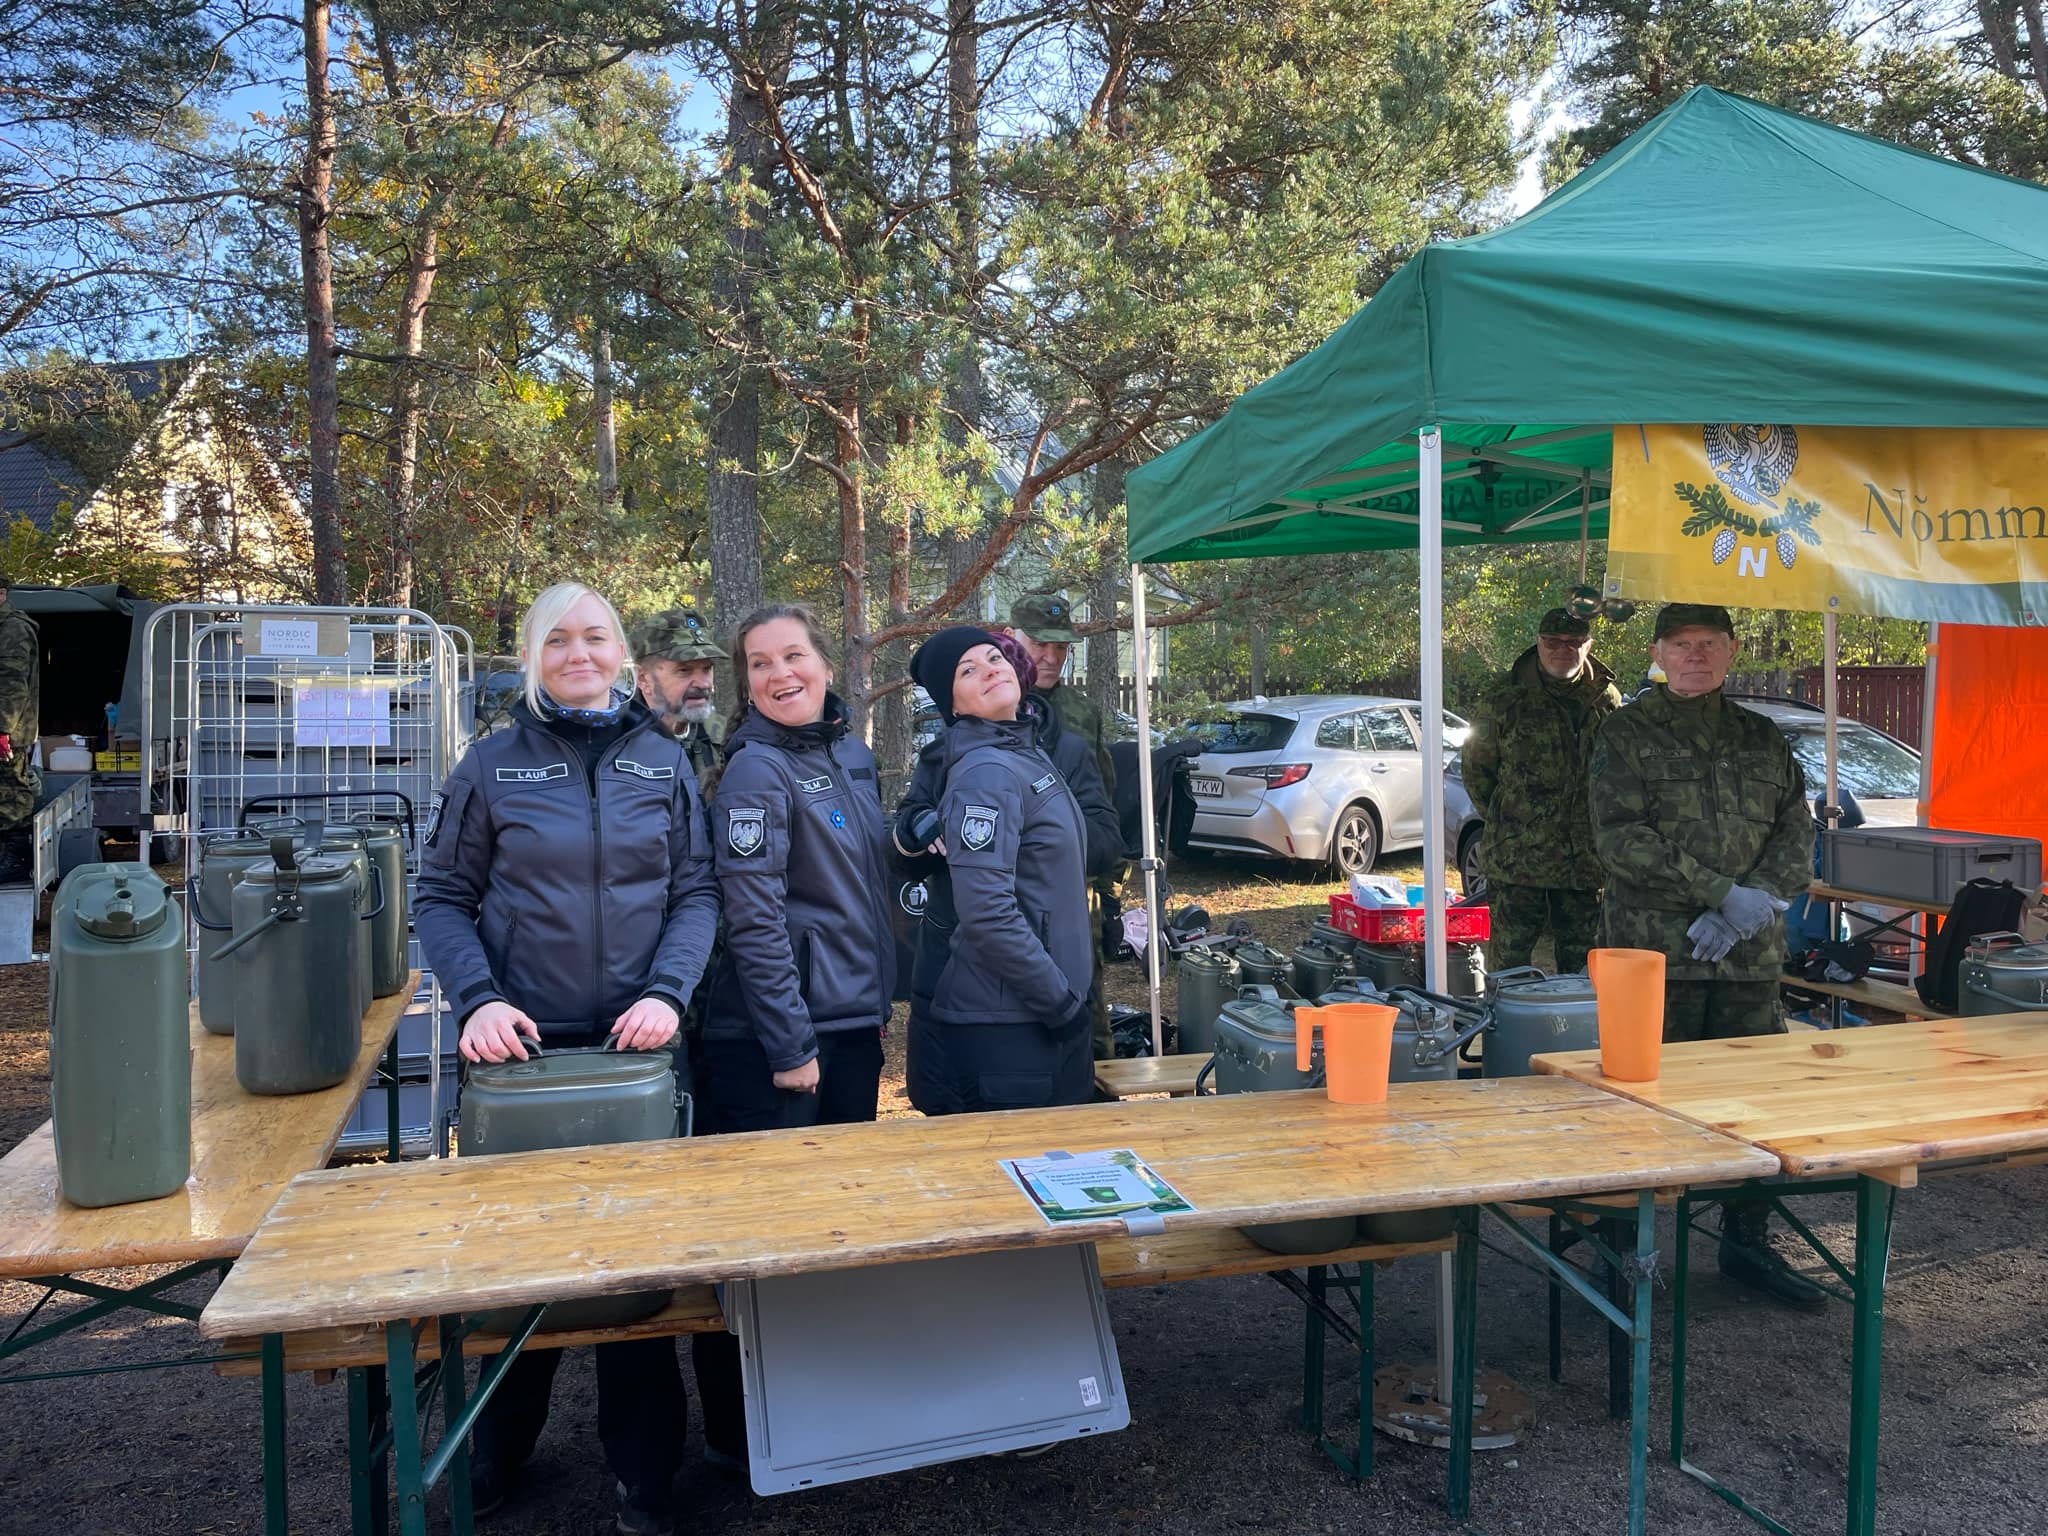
0, 358, 189, 532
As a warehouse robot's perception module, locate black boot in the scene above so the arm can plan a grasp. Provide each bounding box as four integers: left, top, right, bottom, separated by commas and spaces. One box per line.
1718, 1200, 1827, 1311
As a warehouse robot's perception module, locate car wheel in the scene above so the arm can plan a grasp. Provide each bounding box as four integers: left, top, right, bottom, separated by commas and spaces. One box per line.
1329, 804, 1380, 877
1458, 829, 1486, 897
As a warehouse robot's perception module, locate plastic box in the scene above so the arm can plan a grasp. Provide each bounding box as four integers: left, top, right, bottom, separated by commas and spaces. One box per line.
1327, 892, 1491, 945
1819, 827, 2042, 907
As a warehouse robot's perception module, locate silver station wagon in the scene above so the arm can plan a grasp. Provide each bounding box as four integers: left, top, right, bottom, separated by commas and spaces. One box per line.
1174, 696, 1471, 876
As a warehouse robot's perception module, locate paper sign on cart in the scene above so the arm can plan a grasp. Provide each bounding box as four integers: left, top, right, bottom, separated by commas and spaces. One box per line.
1002, 1149, 1193, 1225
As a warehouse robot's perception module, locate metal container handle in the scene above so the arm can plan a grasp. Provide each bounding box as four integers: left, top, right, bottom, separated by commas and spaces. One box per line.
1961, 976, 2048, 1009
206, 907, 286, 963
241, 789, 418, 845
186, 873, 232, 933
1965, 931, 2030, 959
1484, 965, 1550, 996
358, 859, 387, 921
1194, 1056, 1217, 1096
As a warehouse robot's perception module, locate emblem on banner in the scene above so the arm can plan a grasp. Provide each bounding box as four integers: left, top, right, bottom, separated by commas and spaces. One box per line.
960, 804, 999, 852
728, 808, 766, 856
1679, 424, 1822, 575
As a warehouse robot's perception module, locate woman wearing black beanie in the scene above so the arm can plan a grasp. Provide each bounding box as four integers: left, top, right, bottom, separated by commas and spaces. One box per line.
898, 626, 1093, 1111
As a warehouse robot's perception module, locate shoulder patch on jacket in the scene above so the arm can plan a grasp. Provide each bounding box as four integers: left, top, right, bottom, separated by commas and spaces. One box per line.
614, 758, 675, 780
796, 774, 834, 794
960, 803, 999, 851
424, 792, 446, 845
496, 762, 568, 783
1029, 771, 1057, 794
727, 807, 766, 855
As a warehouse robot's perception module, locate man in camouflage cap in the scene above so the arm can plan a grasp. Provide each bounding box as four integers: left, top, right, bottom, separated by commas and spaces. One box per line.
632, 608, 727, 793
1461, 607, 1622, 974
0, 575, 38, 882
1005, 592, 1122, 1063
1589, 601, 1819, 1307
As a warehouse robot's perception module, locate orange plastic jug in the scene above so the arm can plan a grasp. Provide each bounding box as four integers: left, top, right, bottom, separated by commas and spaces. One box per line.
1296, 1002, 1398, 1104
1588, 947, 1666, 1081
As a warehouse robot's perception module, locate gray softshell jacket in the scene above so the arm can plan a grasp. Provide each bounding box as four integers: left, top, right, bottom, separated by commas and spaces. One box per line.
703, 697, 896, 1072
926, 714, 1091, 1028
414, 696, 720, 1032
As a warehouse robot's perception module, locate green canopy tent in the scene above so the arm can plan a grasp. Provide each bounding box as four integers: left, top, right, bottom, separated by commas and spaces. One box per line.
1120, 85, 2048, 1032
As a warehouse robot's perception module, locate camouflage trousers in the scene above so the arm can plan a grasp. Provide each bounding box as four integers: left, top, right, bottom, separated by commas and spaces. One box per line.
0, 756, 38, 836
1487, 882, 1602, 976
1663, 980, 1784, 1044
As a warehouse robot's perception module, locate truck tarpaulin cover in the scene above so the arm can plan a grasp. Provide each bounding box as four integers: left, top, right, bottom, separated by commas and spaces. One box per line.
1928, 624, 2048, 857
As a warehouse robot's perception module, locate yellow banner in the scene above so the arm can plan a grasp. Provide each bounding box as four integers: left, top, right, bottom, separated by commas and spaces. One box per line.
1608, 424, 2048, 625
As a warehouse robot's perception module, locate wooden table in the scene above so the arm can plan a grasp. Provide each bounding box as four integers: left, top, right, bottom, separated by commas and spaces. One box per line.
1533, 1014, 2048, 1536
1781, 973, 1939, 1021
0, 977, 413, 1378
1094, 1051, 1208, 1098
202, 1075, 1776, 1536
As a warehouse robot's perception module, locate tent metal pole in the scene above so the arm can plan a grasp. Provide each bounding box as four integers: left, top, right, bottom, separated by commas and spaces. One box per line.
1917, 623, 1938, 824
1419, 426, 1448, 994
1823, 611, 1840, 821
1130, 563, 1165, 1058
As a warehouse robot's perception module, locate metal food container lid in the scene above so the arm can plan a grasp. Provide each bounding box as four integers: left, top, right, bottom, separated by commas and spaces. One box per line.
468, 1048, 674, 1092
71, 868, 171, 940
241, 852, 359, 885
1497, 975, 1598, 1001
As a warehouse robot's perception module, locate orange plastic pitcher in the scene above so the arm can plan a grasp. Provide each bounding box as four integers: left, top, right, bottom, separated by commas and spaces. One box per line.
1589, 947, 1666, 1081
1297, 1003, 1398, 1104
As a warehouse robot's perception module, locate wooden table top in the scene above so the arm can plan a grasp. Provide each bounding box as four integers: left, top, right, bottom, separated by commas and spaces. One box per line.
1094, 1053, 1208, 1097
0, 975, 414, 1279
198, 1074, 1776, 1339
1531, 1013, 2048, 1179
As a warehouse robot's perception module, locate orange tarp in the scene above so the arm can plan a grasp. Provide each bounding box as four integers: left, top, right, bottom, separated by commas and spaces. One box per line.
1927, 624, 2048, 855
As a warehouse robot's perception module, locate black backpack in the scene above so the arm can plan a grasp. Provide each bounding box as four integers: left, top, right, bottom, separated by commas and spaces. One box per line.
1916, 879, 2028, 1011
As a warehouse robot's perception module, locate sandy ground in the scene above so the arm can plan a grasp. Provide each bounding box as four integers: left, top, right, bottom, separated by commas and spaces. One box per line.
4, 851, 2044, 1535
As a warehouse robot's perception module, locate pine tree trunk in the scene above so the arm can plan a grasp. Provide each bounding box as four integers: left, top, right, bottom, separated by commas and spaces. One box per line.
835, 407, 873, 738
1087, 455, 1126, 722
593, 325, 619, 506
382, 223, 436, 609
299, 0, 344, 605
939, 0, 984, 616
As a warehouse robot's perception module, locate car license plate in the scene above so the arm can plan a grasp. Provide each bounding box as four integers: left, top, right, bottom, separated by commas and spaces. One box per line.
1189, 775, 1224, 798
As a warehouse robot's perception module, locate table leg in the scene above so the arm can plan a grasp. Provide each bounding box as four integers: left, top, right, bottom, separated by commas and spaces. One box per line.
1547, 1213, 1565, 1384
347, 1366, 376, 1536
1447, 1205, 1479, 1520
1301, 1264, 1327, 1435
385, 1035, 402, 1163
385, 1321, 429, 1536
261, 1333, 287, 1536
1671, 1190, 1692, 1466
1846, 1176, 1895, 1536
1353, 1261, 1375, 1481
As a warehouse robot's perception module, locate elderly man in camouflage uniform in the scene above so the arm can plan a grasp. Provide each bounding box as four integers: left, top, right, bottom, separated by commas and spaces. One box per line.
0, 576, 40, 883
631, 608, 727, 794
1005, 592, 1122, 1061
1590, 601, 1819, 1307
1462, 607, 1621, 975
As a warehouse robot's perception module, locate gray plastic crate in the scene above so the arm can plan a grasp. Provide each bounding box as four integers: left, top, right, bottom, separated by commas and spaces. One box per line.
1820, 827, 2041, 907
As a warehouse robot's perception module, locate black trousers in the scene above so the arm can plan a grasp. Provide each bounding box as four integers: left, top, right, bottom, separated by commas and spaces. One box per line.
692, 1026, 884, 1458
907, 1001, 1092, 1117
470, 1336, 686, 1507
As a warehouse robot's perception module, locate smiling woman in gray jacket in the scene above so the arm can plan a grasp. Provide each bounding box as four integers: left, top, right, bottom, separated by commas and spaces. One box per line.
414, 580, 719, 1536
901, 625, 1093, 1114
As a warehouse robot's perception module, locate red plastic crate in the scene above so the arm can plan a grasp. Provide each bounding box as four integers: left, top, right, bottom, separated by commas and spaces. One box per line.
1327, 893, 1491, 945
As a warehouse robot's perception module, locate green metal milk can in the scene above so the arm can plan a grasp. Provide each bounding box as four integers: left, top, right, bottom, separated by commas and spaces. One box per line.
1308, 918, 1359, 959
190, 828, 289, 1035
1233, 941, 1288, 990
49, 864, 192, 1207
1474, 968, 1602, 1077
1959, 933, 2048, 1017
1289, 938, 1348, 1000
461, 1044, 693, 1330
1348, 940, 1486, 999
1174, 948, 1240, 1055
216, 838, 369, 1094
356, 816, 411, 998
